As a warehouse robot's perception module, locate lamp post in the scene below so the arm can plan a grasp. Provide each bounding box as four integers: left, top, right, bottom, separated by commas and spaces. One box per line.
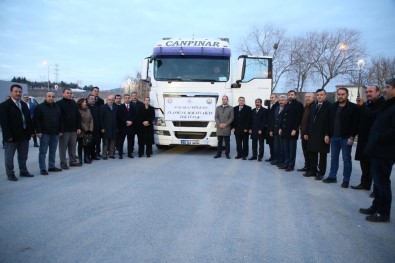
127, 78, 132, 95
357, 59, 365, 98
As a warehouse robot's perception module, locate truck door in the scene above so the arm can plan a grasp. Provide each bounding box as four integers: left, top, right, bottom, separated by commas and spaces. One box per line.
231, 56, 272, 107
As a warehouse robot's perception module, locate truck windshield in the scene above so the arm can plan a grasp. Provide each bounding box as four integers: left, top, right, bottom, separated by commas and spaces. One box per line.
153, 56, 230, 82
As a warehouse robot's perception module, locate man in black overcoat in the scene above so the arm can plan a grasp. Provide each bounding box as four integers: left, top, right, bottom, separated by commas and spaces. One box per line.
87, 94, 101, 160
100, 95, 118, 159
130, 92, 144, 158
351, 85, 385, 192
249, 99, 267, 161
265, 94, 278, 162
231, 96, 251, 160
304, 89, 331, 180
117, 94, 135, 159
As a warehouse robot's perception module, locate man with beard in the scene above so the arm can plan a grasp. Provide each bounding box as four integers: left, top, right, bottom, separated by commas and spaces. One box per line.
298, 92, 315, 172
87, 95, 101, 160
231, 97, 251, 160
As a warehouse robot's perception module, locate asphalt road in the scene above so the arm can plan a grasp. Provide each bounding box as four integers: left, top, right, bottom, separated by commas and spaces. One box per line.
0, 139, 394, 263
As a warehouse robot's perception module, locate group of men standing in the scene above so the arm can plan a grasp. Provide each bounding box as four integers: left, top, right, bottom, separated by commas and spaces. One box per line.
213, 81, 395, 223
0, 85, 153, 180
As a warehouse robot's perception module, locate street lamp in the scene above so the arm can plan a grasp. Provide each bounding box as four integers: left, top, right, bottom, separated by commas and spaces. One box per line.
127, 78, 132, 95
357, 59, 365, 98
43, 60, 50, 91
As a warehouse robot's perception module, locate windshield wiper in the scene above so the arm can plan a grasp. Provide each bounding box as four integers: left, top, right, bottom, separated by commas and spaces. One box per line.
190, 79, 217, 83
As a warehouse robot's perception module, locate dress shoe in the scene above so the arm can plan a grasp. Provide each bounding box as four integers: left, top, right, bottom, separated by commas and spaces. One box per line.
61, 165, 70, 170
226, 155, 231, 159
102, 156, 108, 160
242, 157, 247, 160
303, 172, 315, 177
128, 154, 134, 158
48, 167, 62, 172
70, 163, 82, 167
322, 177, 337, 183
213, 155, 221, 158
7, 174, 18, 181
265, 158, 272, 162
147, 155, 151, 158
258, 158, 262, 162
109, 156, 115, 159
369, 192, 375, 198
119, 155, 123, 159
359, 207, 376, 216
40, 170, 49, 176
270, 161, 279, 165
96, 154, 102, 158
297, 167, 309, 172
315, 175, 323, 181
351, 184, 370, 190
248, 157, 257, 160
366, 213, 390, 223
278, 165, 288, 169
285, 167, 294, 172
92, 157, 100, 160
341, 182, 349, 188
20, 173, 34, 177
138, 154, 143, 157
235, 156, 242, 159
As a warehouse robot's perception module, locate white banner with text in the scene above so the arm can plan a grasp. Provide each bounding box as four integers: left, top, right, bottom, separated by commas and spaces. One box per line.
164, 97, 216, 121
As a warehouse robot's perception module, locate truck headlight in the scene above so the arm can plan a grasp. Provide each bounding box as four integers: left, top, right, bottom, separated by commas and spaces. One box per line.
154, 117, 166, 127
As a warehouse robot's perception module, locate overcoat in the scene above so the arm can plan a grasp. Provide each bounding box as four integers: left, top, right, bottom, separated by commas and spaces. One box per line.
215, 105, 234, 136
100, 104, 118, 139
138, 105, 155, 145
306, 101, 331, 153
250, 107, 268, 139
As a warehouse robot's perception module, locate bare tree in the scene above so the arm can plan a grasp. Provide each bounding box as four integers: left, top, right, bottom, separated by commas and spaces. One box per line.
125, 71, 150, 100
238, 24, 291, 92
309, 28, 365, 90
365, 56, 395, 87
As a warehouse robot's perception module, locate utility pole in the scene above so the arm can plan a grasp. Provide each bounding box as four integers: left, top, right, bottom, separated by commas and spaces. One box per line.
54, 64, 60, 83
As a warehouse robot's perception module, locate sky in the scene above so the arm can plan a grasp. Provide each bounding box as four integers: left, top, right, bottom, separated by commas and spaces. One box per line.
1, 0, 394, 90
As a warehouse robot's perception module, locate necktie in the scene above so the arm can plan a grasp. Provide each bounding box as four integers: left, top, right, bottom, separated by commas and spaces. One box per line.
256, 108, 259, 113
126, 104, 129, 112
16, 101, 26, 129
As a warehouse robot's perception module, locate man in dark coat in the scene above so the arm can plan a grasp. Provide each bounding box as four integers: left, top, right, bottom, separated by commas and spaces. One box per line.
90, 87, 104, 157
117, 94, 135, 159
249, 98, 268, 161
231, 96, 251, 160
130, 92, 144, 158
323, 88, 358, 188
57, 88, 82, 169
0, 84, 35, 181
138, 97, 155, 157
269, 95, 287, 166
304, 89, 331, 180
265, 94, 278, 162
34, 92, 64, 175
359, 78, 395, 223
279, 90, 304, 171
100, 95, 118, 159
298, 92, 315, 172
351, 85, 385, 192
87, 94, 101, 160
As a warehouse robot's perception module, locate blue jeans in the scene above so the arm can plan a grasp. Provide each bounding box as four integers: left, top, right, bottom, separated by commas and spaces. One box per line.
328, 137, 352, 182
39, 134, 59, 170
282, 137, 297, 169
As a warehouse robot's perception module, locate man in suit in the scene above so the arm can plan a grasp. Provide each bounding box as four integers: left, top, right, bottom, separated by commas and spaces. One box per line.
323, 88, 358, 188
101, 95, 118, 160
231, 96, 251, 160
214, 95, 234, 159
298, 93, 314, 172
0, 84, 35, 181
249, 98, 268, 162
279, 90, 304, 172
90, 87, 104, 157
359, 78, 395, 222
269, 95, 287, 166
117, 94, 135, 159
351, 85, 385, 194
304, 89, 331, 180
22, 94, 39, 147
265, 94, 278, 162
130, 92, 144, 158
87, 94, 101, 160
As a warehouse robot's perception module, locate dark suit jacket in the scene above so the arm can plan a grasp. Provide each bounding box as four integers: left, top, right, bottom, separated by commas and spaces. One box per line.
138, 105, 155, 145
231, 105, 252, 135
329, 100, 358, 138
269, 105, 285, 135
280, 99, 303, 138
130, 100, 145, 130
306, 101, 331, 153
117, 103, 135, 135
250, 107, 268, 139
0, 99, 34, 142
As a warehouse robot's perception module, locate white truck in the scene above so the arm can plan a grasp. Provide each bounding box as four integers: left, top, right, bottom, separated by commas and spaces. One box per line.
140, 37, 272, 148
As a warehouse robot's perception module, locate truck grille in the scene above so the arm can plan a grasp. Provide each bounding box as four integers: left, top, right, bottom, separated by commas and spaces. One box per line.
174, 132, 206, 139
172, 121, 209, 127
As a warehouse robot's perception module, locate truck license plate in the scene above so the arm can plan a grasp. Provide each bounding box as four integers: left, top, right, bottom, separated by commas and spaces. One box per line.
181, 140, 199, 145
